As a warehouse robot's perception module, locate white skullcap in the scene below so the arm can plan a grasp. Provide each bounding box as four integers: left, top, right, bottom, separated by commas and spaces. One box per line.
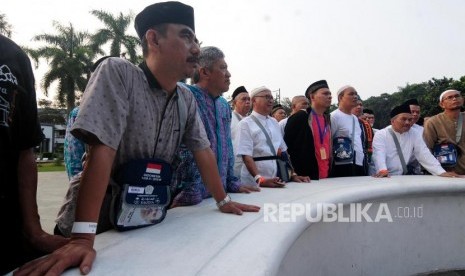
439, 89, 459, 102
250, 86, 271, 98
337, 85, 353, 96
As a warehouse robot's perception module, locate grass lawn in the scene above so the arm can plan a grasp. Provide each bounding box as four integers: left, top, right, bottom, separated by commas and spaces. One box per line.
37, 162, 66, 172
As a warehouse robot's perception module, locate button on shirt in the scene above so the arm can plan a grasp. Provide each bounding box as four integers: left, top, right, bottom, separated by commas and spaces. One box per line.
372, 125, 445, 175
235, 111, 287, 184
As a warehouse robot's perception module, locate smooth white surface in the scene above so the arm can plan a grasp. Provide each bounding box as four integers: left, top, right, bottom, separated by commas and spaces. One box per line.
58, 176, 465, 276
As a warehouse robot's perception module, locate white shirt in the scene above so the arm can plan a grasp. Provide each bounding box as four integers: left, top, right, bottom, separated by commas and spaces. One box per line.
278, 117, 288, 137
411, 123, 424, 134
330, 109, 364, 166
235, 111, 287, 184
372, 125, 445, 176
231, 111, 245, 178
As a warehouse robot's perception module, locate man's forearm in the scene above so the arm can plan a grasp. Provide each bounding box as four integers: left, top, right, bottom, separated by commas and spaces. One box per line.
17, 148, 42, 236
74, 144, 116, 228
242, 155, 258, 177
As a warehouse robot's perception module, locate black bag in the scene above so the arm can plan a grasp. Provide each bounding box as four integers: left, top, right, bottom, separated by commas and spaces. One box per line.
111, 158, 172, 231
253, 155, 292, 182
333, 137, 354, 165
433, 143, 458, 168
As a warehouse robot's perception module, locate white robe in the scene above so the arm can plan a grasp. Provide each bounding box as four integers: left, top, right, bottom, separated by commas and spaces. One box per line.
235, 111, 287, 184
372, 125, 445, 176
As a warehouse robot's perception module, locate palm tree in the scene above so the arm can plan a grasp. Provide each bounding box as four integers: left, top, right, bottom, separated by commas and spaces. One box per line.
0, 13, 12, 37
25, 22, 99, 114
90, 10, 140, 63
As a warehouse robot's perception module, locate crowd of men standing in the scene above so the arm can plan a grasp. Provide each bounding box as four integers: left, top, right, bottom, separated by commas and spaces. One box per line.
3, 1, 464, 275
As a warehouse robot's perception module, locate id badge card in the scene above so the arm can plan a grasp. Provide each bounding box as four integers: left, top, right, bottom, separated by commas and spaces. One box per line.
320, 147, 327, 160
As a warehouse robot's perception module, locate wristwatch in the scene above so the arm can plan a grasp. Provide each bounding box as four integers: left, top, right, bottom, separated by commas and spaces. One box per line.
216, 194, 231, 208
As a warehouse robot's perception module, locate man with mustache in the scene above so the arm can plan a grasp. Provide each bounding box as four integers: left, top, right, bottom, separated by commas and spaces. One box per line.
15, 2, 259, 275
423, 89, 465, 174
172, 46, 258, 207
236, 86, 310, 187
372, 104, 460, 177
230, 85, 251, 176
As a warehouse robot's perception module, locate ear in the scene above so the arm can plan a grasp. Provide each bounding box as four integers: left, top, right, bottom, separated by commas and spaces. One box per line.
439, 101, 444, 109
200, 67, 209, 78
146, 29, 159, 47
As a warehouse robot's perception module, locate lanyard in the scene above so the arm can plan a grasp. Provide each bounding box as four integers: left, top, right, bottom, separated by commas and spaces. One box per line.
311, 110, 327, 145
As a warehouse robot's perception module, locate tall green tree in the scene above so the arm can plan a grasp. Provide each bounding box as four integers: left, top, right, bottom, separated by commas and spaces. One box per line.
0, 13, 12, 37
90, 10, 140, 63
25, 22, 98, 113
363, 76, 465, 129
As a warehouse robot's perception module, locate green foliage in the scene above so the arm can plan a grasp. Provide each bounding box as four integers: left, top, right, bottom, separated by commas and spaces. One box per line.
41, 152, 55, 159
25, 22, 98, 114
0, 13, 12, 37
38, 107, 66, 124
280, 97, 292, 115
363, 76, 465, 129
37, 163, 65, 172
90, 10, 140, 63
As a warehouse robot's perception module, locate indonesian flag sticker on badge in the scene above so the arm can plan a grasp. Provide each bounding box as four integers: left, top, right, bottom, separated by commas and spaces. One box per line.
146, 163, 162, 174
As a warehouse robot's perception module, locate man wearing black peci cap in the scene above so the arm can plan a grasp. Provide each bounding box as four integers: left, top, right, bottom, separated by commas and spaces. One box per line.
284, 80, 332, 180
15, 2, 259, 275
231, 85, 251, 176
372, 104, 460, 178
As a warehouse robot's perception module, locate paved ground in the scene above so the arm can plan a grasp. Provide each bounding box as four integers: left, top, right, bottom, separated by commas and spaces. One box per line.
37, 171, 69, 233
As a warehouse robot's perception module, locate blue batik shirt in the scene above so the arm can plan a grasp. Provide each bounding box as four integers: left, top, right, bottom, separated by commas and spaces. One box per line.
173, 85, 241, 206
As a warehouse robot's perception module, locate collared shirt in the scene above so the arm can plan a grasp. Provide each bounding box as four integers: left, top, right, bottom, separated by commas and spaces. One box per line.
373, 125, 445, 176
411, 123, 424, 134
64, 106, 85, 180
71, 58, 210, 168
423, 112, 465, 174
235, 111, 287, 184
231, 110, 245, 177
173, 85, 240, 206
330, 109, 364, 166
58, 58, 210, 234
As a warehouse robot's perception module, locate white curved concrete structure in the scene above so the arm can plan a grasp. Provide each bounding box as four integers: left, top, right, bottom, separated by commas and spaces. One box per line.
57, 176, 465, 276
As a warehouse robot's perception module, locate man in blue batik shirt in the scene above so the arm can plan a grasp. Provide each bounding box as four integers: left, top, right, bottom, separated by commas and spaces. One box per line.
172, 46, 258, 207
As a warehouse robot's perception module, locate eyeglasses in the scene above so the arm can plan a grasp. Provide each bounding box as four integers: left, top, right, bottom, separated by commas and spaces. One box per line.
443, 94, 463, 101
255, 95, 274, 100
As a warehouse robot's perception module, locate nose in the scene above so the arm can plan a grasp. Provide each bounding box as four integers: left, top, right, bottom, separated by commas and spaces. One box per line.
191, 42, 200, 55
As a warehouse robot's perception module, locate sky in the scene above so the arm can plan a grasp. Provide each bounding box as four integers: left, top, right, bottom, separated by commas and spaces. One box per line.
3, 0, 465, 104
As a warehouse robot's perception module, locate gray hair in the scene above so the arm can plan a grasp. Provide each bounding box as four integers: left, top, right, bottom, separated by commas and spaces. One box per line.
192, 46, 225, 83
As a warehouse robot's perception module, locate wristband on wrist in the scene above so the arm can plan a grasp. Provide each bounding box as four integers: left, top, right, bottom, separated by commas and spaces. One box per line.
254, 174, 262, 182
71, 222, 97, 234
216, 194, 231, 208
